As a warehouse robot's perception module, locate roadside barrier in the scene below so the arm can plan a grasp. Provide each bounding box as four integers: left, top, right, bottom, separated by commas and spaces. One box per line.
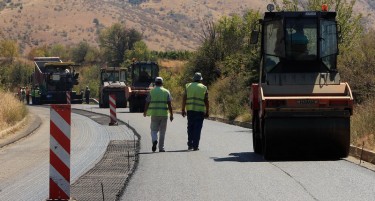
48, 104, 71, 200
66, 91, 71, 104
109, 93, 118, 126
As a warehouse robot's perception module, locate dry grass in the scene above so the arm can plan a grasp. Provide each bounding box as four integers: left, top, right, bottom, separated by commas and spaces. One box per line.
0, 91, 28, 132
158, 59, 186, 69
351, 97, 375, 151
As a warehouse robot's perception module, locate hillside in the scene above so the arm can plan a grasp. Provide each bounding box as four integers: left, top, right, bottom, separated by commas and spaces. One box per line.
0, 0, 374, 55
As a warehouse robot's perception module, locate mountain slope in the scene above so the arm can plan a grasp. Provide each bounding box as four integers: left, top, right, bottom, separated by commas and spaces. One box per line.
0, 0, 373, 54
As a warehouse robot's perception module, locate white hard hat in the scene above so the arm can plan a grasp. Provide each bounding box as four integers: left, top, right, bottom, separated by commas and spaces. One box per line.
155, 77, 163, 83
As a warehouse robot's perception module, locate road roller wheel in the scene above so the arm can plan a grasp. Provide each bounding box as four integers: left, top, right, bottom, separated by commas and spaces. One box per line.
262, 119, 274, 160
252, 112, 262, 154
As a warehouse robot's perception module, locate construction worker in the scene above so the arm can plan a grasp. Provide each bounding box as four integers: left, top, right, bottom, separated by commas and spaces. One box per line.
181, 72, 209, 151
34, 86, 41, 105
17, 87, 21, 101
26, 87, 30, 104
84, 86, 90, 104
139, 67, 150, 82
143, 77, 173, 152
288, 25, 309, 56
20, 87, 26, 103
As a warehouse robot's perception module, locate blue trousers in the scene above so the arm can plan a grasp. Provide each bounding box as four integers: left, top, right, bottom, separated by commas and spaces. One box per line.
187, 111, 204, 148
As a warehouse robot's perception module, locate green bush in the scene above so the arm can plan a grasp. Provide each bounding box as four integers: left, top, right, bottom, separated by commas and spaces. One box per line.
209, 75, 249, 121
159, 67, 184, 110
351, 97, 375, 150
0, 61, 33, 90
74, 65, 100, 98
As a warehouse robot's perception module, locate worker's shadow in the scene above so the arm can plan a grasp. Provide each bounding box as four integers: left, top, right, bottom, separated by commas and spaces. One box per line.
211, 152, 265, 162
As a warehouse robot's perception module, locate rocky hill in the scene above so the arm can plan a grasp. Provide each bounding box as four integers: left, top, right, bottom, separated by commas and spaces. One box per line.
0, 0, 374, 55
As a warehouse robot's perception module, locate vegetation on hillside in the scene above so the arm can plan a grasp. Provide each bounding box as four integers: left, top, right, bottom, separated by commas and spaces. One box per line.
179, 11, 260, 120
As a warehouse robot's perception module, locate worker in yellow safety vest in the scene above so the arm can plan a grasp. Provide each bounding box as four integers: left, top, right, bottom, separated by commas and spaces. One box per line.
143, 77, 173, 152
181, 72, 209, 151
33, 86, 41, 105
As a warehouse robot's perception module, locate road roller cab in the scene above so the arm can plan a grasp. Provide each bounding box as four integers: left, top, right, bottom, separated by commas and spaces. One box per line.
250, 5, 353, 159
99, 67, 128, 108
125, 61, 159, 112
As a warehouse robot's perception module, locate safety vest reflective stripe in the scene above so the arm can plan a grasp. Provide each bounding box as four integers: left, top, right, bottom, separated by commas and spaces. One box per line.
150, 101, 168, 104
186, 102, 205, 107
186, 97, 204, 101
148, 107, 168, 110
186, 82, 207, 112
147, 87, 169, 116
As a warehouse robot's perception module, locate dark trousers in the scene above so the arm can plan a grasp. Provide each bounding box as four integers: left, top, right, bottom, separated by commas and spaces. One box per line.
187, 111, 204, 148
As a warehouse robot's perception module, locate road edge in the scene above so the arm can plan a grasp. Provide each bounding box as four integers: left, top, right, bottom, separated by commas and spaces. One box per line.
0, 114, 42, 148
71, 108, 141, 201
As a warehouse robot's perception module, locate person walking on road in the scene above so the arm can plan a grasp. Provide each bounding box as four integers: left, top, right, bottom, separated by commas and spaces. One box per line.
84, 86, 90, 104
26, 87, 30, 105
143, 77, 174, 152
33, 86, 41, 105
181, 72, 209, 151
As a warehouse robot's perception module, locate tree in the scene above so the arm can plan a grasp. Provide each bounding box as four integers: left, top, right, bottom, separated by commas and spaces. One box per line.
84, 48, 101, 64
339, 30, 375, 103
0, 40, 19, 63
49, 44, 69, 61
99, 23, 142, 66
27, 45, 49, 60
124, 41, 156, 64
71, 41, 90, 64
93, 18, 99, 26
184, 10, 260, 85
180, 9, 261, 119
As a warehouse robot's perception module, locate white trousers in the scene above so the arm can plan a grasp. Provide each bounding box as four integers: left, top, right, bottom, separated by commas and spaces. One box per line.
150, 116, 168, 150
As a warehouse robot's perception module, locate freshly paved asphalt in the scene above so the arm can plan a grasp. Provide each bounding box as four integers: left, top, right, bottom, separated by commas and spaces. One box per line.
1, 104, 374, 201
0, 106, 124, 200
72, 105, 375, 201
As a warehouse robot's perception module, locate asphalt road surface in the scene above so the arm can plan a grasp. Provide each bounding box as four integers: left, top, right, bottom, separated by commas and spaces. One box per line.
1, 104, 375, 201
72, 105, 375, 201
0, 106, 117, 201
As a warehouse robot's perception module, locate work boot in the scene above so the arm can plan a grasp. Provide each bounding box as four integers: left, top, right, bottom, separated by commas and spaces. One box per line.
152, 141, 158, 152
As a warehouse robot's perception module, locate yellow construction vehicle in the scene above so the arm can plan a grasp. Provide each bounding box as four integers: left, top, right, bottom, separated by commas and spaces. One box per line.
250, 4, 353, 159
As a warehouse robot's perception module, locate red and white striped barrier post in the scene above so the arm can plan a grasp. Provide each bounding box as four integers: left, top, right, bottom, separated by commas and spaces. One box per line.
66, 91, 71, 104
109, 93, 118, 126
48, 104, 71, 200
